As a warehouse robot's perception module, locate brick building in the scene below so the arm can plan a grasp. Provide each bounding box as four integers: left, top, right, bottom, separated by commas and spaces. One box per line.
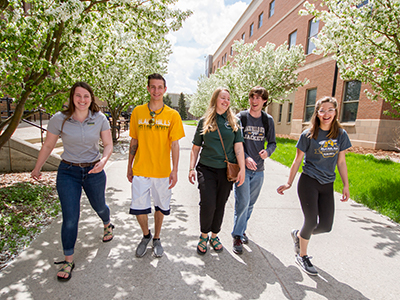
209, 0, 400, 150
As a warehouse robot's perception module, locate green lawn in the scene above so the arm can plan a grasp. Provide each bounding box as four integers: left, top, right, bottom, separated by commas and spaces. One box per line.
271, 137, 400, 223
183, 120, 198, 126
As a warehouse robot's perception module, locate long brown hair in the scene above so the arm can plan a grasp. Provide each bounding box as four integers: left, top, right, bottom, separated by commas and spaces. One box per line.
308, 96, 342, 140
61, 82, 99, 131
202, 87, 239, 134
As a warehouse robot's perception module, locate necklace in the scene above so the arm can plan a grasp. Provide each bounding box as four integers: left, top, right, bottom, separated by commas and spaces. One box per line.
148, 103, 164, 126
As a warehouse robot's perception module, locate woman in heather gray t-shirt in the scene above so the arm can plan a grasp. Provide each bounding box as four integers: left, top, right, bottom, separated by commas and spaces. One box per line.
31, 82, 114, 282
277, 96, 351, 276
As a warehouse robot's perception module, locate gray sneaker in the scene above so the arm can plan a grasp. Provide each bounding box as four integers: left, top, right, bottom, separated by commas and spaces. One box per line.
233, 236, 243, 254
136, 233, 152, 257
153, 239, 164, 258
291, 229, 300, 255
295, 254, 318, 276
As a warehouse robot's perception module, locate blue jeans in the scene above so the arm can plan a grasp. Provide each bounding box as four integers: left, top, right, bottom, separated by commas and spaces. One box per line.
56, 161, 110, 256
232, 169, 264, 238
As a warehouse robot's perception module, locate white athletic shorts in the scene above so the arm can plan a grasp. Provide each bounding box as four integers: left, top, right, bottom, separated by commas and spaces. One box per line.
129, 176, 171, 215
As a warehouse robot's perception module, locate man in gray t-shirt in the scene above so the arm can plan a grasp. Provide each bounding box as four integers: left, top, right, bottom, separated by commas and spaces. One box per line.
232, 86, 276, 254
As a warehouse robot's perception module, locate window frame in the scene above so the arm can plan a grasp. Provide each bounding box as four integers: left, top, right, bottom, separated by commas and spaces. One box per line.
249, 23, 254, 37
304, 88, 317, 122
258, 12, 264, 28
288, 30, 297, 50
278, 104, 283, 123
242, 32, 245, 41
269, 0, 275, 18
287, 103, 293, 123
307, 18, 319, 55
341, 80, 361, 123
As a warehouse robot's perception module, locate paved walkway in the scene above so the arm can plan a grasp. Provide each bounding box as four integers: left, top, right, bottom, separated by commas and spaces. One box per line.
1, 125, 400, 299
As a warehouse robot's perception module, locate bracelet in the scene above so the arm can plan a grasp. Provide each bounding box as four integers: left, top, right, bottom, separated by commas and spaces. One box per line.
189, 168, 195, 172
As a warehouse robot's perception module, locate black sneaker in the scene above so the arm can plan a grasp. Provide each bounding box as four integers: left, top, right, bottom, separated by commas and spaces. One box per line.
295, 254, 318, 276
233, 236, 243, 254
291, 229, 300, 255
242, 233, 249, 244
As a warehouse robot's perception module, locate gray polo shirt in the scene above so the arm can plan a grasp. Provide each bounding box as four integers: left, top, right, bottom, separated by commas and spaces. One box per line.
47, 111, 110, 163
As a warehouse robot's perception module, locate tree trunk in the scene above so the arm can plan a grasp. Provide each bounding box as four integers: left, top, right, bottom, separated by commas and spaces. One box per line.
0, 89, 30, 149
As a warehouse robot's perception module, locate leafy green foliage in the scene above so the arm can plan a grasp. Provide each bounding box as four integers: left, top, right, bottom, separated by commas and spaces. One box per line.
0, 181, 59, 266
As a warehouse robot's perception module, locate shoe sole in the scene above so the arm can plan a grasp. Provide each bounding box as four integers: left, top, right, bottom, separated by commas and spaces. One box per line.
295, 258, 318, 276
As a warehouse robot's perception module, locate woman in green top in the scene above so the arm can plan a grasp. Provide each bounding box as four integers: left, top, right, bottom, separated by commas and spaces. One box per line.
189, 87, 245, 255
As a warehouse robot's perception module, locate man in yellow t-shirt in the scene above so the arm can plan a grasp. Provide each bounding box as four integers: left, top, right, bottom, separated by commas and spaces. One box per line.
127, 73, 185, 258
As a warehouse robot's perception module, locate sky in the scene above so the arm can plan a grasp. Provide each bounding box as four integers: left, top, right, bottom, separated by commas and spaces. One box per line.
164, 0, 252, 95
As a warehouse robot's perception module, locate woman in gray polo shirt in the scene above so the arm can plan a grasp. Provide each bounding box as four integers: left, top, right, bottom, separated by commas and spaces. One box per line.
31, 82, 113, 281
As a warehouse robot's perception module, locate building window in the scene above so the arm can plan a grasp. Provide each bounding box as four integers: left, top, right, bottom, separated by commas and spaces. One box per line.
217, 61, 220, 69
242, 32, 245, 41
230, 46, 233, 56
278, 104, 283, 123
287, 103, 293, 123
289, 30, 297, 49
269, 0, 275, 18
258, 12, 264, 28
342, 80, 361, 122
307, 18, 319, 54
304, 88, 317, 122
249, 23, 254, 37
223, 53, 227, 65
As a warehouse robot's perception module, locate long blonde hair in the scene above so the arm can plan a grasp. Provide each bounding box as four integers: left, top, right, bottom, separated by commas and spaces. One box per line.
308, 96, 342, 139
202, 87, 239, 134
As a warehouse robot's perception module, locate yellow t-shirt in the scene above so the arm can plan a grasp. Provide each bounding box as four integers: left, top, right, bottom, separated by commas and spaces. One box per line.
129, 104, 185, 178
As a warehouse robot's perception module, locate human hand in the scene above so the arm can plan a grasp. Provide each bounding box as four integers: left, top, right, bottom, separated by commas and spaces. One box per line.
245, 157, 257, 171
341, 186, 350, 202
127, 167, 133, 183
277, 183, 291, 195
236, 168, 245, 187
169, 170, 178, 189
31, 169, 41, 181
188, 169, 196, 184
259, 149, 268, 160
88, 160, 106, 174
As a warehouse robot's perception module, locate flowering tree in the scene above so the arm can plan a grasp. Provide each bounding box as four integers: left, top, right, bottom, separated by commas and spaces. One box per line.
189, 40, 307, 117
0, 0, 190, 149
77, 21, 173, 141
302, 0, 400, 115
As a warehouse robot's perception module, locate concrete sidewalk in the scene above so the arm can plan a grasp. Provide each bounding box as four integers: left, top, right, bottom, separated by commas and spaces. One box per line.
1, 124, 400, 299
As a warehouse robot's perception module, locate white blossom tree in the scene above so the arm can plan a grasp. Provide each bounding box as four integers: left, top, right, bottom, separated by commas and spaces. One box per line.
76, 21, 173, 141
189, 40, 307, 117
302, 0, 400, 115
0, 0, 191, 149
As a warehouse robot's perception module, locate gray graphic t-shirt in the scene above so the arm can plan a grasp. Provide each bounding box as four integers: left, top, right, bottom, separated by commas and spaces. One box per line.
296, 128, 352, 184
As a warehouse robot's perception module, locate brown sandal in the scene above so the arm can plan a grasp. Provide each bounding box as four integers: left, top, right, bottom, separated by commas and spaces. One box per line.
103, 223, 115, 242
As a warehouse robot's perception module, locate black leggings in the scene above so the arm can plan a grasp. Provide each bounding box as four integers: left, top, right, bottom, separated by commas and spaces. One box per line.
196, 163, 233, 234
297, 173, 335, 240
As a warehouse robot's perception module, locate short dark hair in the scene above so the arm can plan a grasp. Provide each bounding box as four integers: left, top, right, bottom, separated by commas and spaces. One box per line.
249, 86, 269, 108
148, 73, 166, 87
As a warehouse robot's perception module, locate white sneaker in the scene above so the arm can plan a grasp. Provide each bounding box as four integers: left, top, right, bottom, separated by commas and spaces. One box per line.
295, 254, 318, 276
